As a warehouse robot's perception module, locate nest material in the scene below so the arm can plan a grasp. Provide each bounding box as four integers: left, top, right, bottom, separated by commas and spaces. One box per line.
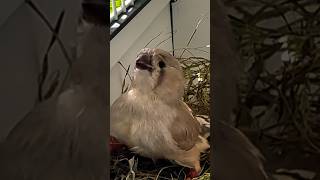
179, 56, 210, 116
111, 151, 210, 180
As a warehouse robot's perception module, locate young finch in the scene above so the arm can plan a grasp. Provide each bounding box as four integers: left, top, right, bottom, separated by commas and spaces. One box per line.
111, 48, 209, 173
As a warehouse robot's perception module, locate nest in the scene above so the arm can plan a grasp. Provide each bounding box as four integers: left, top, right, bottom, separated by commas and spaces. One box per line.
179, 56, 210, 116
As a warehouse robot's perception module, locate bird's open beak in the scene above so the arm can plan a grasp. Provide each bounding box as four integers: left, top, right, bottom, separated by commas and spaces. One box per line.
135, 54, 153, 72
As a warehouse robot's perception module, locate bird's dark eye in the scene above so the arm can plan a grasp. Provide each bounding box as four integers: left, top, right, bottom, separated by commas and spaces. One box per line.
158, 61, 166, 68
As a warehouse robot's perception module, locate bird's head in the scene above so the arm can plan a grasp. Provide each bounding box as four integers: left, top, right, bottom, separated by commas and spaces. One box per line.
132, 48, 185, 102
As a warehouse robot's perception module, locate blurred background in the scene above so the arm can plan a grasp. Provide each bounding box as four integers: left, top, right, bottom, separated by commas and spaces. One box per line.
0, 0, 82, 141
222, 0, 320, 179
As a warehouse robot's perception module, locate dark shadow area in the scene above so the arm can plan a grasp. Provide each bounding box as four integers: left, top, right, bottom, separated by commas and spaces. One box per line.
215, 0, 320, 179
0, 0, 109, 179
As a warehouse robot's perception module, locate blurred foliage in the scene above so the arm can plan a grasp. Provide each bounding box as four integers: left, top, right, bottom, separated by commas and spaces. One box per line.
224, 0, 320, 154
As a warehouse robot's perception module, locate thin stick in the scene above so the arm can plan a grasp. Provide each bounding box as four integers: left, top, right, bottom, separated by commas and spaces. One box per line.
26, 0, 72, 66
118, 61, 133, 81
155, 36, 172, 48
179, 13, 209, 58
144, 32, 163, 48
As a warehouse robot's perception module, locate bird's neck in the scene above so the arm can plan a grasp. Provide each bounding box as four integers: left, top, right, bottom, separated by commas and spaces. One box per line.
131, 75, 155, 94
128, 87, 182, 106
128, 88, 156, 100
131, 70, 184, 103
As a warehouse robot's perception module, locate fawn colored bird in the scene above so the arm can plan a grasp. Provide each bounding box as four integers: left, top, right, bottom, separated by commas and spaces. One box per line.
111, 48, 210, 174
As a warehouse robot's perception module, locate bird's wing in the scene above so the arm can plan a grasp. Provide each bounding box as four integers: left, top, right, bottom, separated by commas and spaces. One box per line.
110, 94, 132, 144
0, 87, 106, 180
169, 101, 201, 151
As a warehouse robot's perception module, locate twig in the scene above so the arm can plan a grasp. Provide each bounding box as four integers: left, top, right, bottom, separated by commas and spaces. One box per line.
144, 32, 163, 48
179, 13, 209, 58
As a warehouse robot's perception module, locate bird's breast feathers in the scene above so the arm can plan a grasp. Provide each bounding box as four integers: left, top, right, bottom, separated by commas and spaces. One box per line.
111, 90, 185, 157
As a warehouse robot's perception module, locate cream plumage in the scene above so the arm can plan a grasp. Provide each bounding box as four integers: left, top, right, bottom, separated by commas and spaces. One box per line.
111, 48, 209, 172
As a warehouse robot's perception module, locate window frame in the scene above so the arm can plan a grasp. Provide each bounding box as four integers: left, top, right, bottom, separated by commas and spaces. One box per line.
110, 0, 151, 40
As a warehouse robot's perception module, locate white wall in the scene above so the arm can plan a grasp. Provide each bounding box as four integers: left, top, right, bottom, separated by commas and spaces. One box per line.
110, 0, 172, 104
172, 0, 210, 59
110, 0, 210, 105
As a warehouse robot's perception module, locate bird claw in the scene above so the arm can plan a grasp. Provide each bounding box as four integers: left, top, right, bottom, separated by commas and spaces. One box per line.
185, 168, 199, 180
110, 136, 127, 153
